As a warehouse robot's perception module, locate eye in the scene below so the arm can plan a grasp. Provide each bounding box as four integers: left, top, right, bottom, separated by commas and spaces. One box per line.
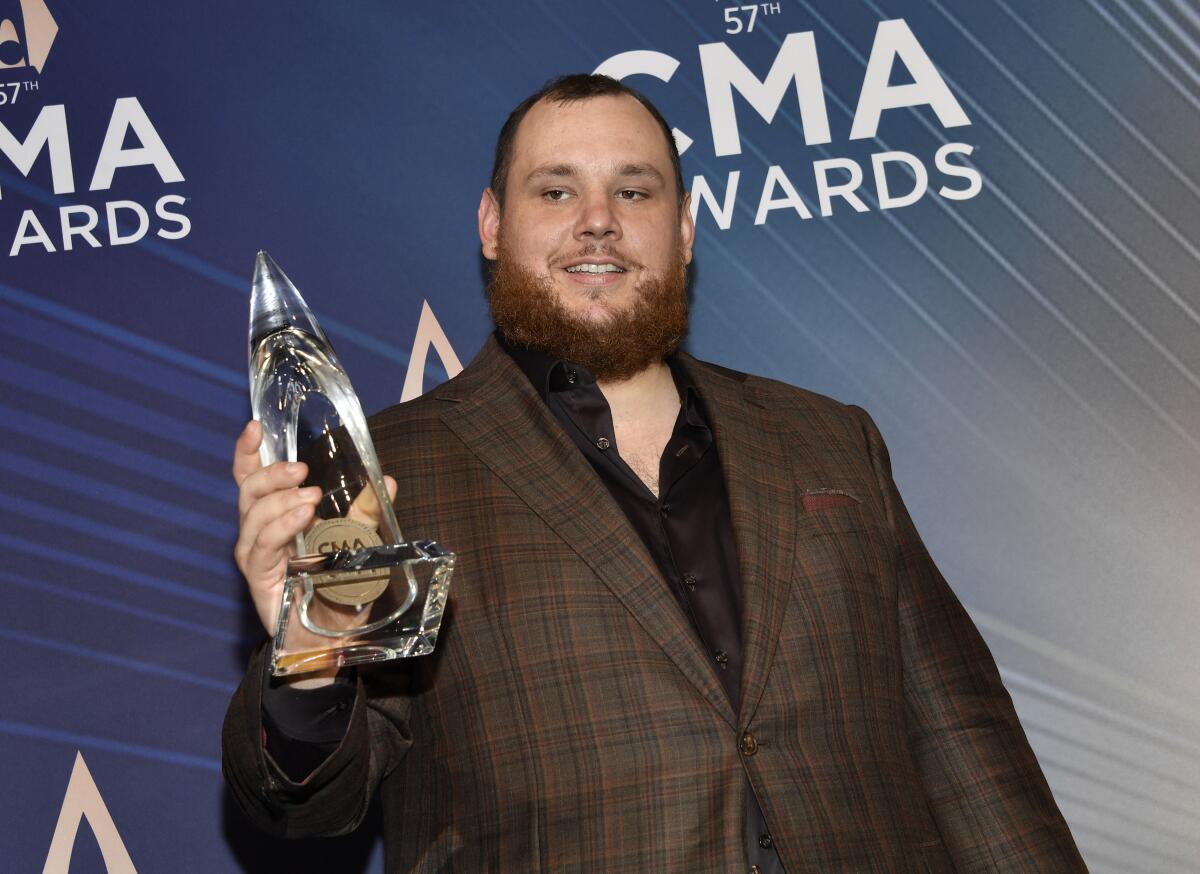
543, 189, 570, 202
617, 189, 647, 201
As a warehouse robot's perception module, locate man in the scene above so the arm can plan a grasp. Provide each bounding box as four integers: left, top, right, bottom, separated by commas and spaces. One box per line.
223, 75, 1086, 872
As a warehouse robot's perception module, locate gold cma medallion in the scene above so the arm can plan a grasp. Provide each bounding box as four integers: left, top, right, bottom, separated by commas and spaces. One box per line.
304, 518, 390, 607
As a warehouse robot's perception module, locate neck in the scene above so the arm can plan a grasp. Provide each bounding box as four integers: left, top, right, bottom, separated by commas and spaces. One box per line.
597, 359, 678, 416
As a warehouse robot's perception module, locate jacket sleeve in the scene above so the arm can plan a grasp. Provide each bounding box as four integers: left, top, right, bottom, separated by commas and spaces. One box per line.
221, 642, 415, 838
853, 406, 1087, 871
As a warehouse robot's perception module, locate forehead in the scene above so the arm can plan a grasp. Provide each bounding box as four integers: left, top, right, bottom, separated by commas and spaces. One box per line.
509, 94, 673, 177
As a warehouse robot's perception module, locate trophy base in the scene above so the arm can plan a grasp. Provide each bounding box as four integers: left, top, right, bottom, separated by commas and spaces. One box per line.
270, 539, 454, 677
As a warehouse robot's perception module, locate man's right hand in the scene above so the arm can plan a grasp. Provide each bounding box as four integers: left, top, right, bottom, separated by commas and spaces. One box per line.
232, 420, 324, 637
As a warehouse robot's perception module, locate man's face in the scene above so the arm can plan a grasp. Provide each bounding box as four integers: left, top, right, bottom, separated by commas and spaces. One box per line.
478, 94, 695, 376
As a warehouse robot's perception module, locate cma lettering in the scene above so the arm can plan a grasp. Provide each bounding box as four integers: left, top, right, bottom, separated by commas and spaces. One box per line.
317, 537, 370, 553
0, 96, 183, 197
595, 18, 968, 157
2, 96, 191, 255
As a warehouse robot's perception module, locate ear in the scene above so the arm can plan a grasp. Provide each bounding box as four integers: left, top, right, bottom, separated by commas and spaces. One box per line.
679, 192, 695, 266
478, 188, 501, 261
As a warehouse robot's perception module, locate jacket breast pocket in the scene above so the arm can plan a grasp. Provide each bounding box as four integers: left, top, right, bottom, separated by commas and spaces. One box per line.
793, 499, 898, 602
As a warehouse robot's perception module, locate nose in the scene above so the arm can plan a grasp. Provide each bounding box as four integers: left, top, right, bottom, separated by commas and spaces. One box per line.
573, 188, 621, 242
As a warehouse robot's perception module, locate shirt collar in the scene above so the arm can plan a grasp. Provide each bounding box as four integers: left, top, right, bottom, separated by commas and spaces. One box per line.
494, 330, 707, 424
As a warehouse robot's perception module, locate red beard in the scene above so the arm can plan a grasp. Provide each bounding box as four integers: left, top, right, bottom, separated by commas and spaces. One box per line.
487, 242, 689, 382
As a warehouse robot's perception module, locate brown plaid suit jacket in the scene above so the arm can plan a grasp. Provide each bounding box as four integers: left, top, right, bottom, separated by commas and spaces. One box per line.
223, 336, 1086, 872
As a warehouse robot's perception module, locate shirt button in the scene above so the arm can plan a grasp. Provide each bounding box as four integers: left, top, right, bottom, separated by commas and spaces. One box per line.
758, 833, 773, 849
739, 732, 758, 757
595, 436, 610, 450
713, 650, 729, 669
683, 573, 697, 591
566, 369, 577, 384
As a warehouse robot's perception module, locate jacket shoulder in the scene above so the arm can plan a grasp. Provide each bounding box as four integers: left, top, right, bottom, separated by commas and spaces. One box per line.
684, 354, 866, 426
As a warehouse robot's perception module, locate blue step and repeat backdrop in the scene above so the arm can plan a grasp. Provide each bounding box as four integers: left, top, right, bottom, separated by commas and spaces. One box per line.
2, 1, 1197, 871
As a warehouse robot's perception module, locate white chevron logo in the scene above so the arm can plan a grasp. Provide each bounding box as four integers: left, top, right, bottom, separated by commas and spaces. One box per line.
42, 752, 136, 874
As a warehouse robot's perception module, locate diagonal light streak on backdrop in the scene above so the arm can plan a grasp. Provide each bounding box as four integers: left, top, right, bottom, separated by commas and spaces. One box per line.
0, 570, 238, 643
1025, 719, 1200, 797
809, 0, 1200, 458
991, 0, 1200, 203
1053, 784, 1200, 855
1078, 0, 1200, 113
1052, 789, 1200, 863
0, 406, 231, 503
1108, 0, 1200, 88
1063, 820, 1182, 873
1005, 668, 1200, 758
1163, 0, 1200, 37
0, 451, 229, 539
765, 2, 1200, 472
1039, 758, 1199, 826
0, 302, 242, 418
1140, 0, 1200, 66
1062, 807, 1199, 871
0, 278, 242, 389
9, 494, 231, 577
930, 0, 1200, 271
1014, 706, 1200, 797
0, 359, 229, 461
0, 719, 220, 773
0, 626, 235, 693
0, 531, 239, 611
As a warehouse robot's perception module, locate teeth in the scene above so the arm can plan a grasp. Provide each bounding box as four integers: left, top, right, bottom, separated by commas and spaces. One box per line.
566, 263, 624, 274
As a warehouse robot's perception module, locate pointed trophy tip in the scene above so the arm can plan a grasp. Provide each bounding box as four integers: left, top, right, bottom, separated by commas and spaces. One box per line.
248, 251, 326, 346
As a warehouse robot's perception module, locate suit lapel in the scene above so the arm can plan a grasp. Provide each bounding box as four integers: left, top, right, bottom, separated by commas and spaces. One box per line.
680, 356, 797, 731
438, 338, 736, 727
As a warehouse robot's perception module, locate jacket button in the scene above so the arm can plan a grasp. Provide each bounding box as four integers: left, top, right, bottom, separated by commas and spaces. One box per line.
683, 573, 697, 591
713, 650, 729, 669
758, 833, 773, 849
739, 732, 758, 756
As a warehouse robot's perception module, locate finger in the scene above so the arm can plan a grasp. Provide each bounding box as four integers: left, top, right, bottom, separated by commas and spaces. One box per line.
237, 460, 310, 519
238, 484, 321, 557
237, 499, 317, 580
346, 476, 398, 528
232, 421, 263, 486
346, 483, 383, 527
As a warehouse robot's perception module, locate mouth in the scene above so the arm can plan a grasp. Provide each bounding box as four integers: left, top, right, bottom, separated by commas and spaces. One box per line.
560, 257, 630, 286
563, 262, 626, 275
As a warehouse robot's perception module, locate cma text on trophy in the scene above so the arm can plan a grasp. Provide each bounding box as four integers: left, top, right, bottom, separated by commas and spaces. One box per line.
248, 252, 454, 676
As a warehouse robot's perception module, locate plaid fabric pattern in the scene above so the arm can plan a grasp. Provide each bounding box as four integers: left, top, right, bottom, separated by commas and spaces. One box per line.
223, 337, 1085, 873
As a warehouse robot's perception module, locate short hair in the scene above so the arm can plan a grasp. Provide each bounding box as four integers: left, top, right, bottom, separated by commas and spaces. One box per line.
489, 73, 685, 208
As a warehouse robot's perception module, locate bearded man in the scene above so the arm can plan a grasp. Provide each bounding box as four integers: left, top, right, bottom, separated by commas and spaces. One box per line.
223, 75, 1085, 873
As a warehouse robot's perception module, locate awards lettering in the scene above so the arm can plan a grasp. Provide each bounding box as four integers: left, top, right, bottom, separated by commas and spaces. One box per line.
248, 251, 454, 675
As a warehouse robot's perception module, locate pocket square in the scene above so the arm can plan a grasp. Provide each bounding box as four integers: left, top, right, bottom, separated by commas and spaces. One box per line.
800, 490, 861, 512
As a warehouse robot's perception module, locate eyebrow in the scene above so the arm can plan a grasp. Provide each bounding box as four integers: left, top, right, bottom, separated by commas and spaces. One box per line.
525, 162, 666, 185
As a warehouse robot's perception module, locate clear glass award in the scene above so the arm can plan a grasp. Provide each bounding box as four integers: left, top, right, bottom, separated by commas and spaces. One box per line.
248, 251, 454, 676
